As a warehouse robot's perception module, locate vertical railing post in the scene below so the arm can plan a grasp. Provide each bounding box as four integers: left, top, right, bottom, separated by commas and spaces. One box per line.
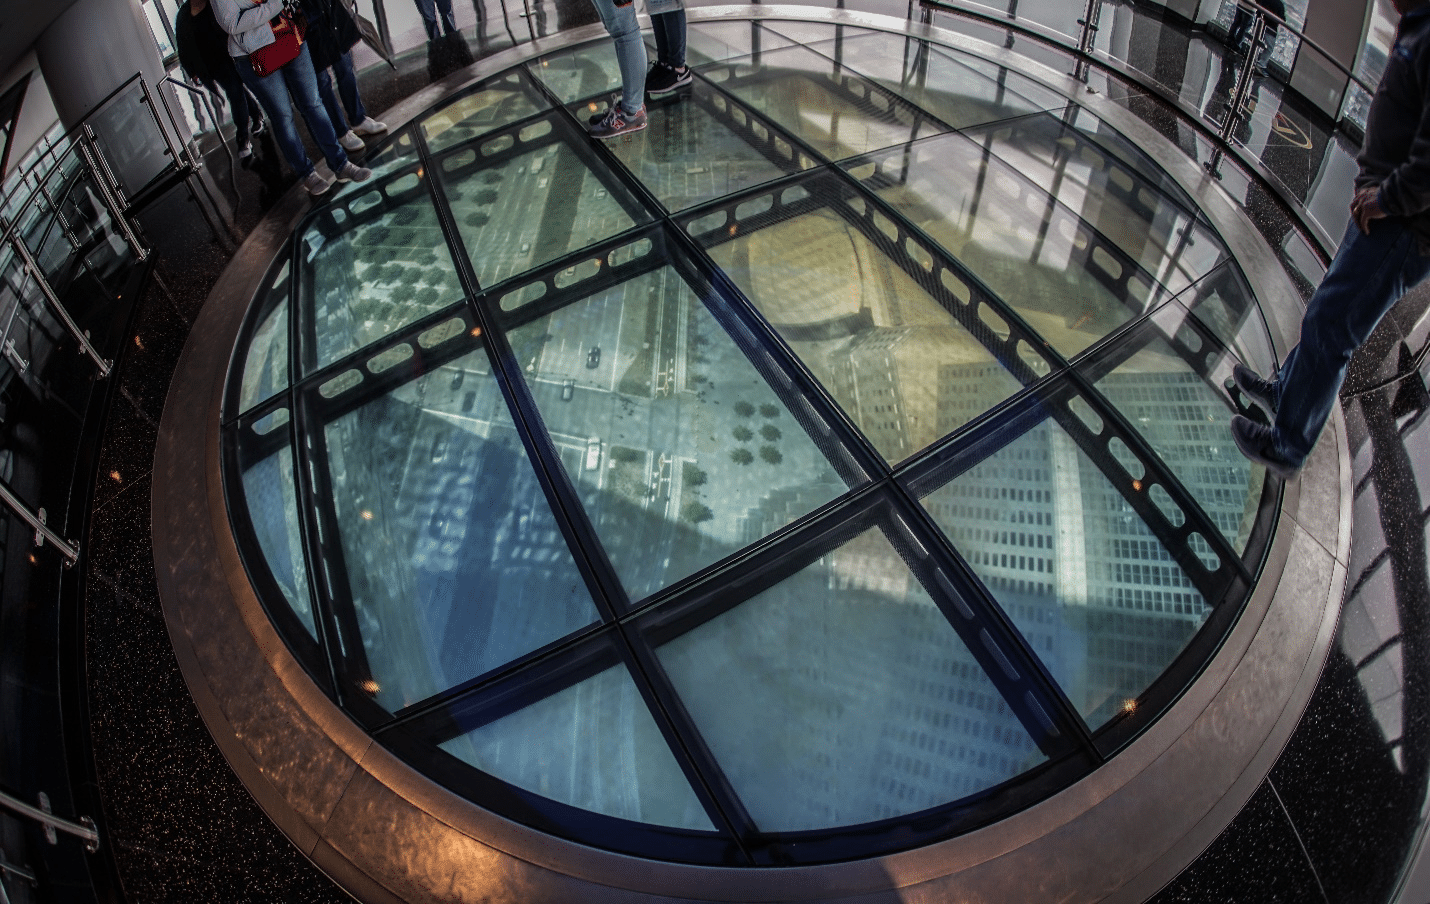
6, 228, 112, 380
1073, 0, 1102, 83
75, 129, 148, 262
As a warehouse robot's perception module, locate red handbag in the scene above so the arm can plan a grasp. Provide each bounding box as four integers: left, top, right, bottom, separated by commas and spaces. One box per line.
249, 13, 305, 77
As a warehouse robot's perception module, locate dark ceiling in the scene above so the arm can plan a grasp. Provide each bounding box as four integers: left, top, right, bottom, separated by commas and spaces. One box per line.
0, 0, 82, 84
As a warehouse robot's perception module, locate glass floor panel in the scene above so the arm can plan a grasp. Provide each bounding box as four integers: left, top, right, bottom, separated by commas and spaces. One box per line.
237, 415, 317, 639
530, 43, 626, 105
437, 124, 648, 289
700, 43, 950, 163
323, 348, 600, 712
419, 71, 552, 154
920, 416, 1213, 731
853, 132, 1150, 359
300, 173, 466, 373
683, 20, 799, 67
653, 525, 1047, 832
602, 81, 815, 214
237, 260, 290, 414
506, 265, 847, 603
441, 658, 713, 830
702, 181, 1026, 464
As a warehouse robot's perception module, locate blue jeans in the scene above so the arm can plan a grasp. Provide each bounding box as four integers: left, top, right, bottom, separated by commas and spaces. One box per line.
235, 43, 348, 177
652, 9, 686, 68
1271, 218, 1430, 465
588, 0, 646, 114
414, 0, 456, 39
317, 50, 366, 132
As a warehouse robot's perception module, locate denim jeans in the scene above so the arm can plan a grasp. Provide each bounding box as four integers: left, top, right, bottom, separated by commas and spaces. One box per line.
1271, 217, 1430, 465
235, 43, 348, 177
652, 9, 686, 68
316, 50, 366, 133
414, 0, 457, 39
588, 0, 646, 114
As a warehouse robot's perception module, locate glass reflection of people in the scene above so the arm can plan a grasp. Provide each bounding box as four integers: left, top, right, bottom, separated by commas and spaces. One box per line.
1232, 0, 1430, 479
1228, 0, 1285, 74
414, 0, 458, 40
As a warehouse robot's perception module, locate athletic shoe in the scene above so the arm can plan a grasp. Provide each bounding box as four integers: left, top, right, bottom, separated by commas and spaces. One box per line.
251, 118, 266, 136
335, 161, 373, 183
1231, 363, 1277, 415
646, 61, 692, 97
303, 170, 333, 195
588, 104, 647, 139
338, 130, 365, 151
353, 116, 388, 136
1230, 415, 1300, 481
239, 141, 252, 159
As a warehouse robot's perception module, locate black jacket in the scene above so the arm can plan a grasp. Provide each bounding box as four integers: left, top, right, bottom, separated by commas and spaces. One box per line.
174, 1, 235, 87
299, 0, 362, 71
1358, 5, 1430, 250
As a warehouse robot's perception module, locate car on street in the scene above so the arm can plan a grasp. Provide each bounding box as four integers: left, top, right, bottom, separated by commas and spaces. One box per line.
586, 346, 601, 369
562, 379, 575, 401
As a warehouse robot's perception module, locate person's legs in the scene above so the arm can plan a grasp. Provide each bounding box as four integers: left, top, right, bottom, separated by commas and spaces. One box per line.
652, 9, 686, 68
331, 51, 366, 124
414, 0, 441, 39
1271, 219, 1430, 464
212, 63, 252, 147
280, 44, 350, 173
236, 54, 314, 176
434, 0, 457, 33
314, 65, 351, 136
588, 0, 646, 114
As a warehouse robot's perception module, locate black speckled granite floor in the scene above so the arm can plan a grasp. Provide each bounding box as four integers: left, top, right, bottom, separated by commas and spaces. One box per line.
65, 3, 1430, 902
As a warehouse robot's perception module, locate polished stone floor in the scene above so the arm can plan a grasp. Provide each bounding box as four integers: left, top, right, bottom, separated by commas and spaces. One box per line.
57, 0, 1430, 901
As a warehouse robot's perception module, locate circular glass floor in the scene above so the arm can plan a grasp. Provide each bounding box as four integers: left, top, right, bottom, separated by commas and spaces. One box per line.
222, 18, 1278, 866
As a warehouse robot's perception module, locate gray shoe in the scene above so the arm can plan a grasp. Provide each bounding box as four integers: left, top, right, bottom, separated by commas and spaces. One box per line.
1231, 363, 1277, 415
1230, 415, 1300, 481
303, 170, 333, 195
338, 130, 365, 152
336, 161, 372, 183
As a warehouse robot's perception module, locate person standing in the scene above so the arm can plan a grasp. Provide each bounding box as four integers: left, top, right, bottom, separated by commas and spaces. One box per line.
174, 0, 264, 158
413, 0, 458, 40
1232, 0, 1430, 479
300, 0, 387, 152
645, 1, 691, 98
585, 0, 646, 139
213, 0, 372, 194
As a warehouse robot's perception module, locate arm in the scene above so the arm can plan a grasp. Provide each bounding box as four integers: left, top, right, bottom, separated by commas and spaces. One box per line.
210, 0, 287, 36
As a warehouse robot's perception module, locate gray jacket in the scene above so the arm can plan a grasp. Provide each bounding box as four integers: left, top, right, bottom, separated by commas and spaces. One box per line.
1357, 5, 1430, 250
212, 0, 290, 58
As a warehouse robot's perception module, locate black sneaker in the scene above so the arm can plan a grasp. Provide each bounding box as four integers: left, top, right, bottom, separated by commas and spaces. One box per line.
1230, 415, 1300, 481
589, 104, 647, 139
646, 61, 692, 97
1231, 363, 1277, 415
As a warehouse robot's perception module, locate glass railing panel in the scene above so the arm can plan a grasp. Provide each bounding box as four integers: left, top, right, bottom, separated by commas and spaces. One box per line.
299, 166, 465, 373
434, 119, 650, 289
504, 260, 850, 603
683, 20, 798, 67
800, 31, 1068, 130
602, 80, 815, 214
649, 524, 1048, 832
322, 346, 601, 713
851, 133, 1148, 360
695, 174, 1029, 464
86, 83, 172, 197
699, 42, 950, 164
236, 408, 318, 638
920, 413, 1212, 732
439, 649, 714, 830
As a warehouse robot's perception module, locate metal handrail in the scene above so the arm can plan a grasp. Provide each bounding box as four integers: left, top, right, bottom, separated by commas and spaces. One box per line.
0, 477, 81, 566
0, 791, 98, 852
1230, 0, 1378, 98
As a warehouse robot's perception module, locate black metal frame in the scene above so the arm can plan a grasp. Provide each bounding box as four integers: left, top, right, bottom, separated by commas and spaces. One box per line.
217, 26, 1283, 866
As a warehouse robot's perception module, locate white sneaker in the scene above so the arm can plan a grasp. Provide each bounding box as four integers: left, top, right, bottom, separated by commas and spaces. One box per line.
338, 130, 365, 151
303, 170, 333, 194
352, 116, 387, 136
336, 161, 372, 183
